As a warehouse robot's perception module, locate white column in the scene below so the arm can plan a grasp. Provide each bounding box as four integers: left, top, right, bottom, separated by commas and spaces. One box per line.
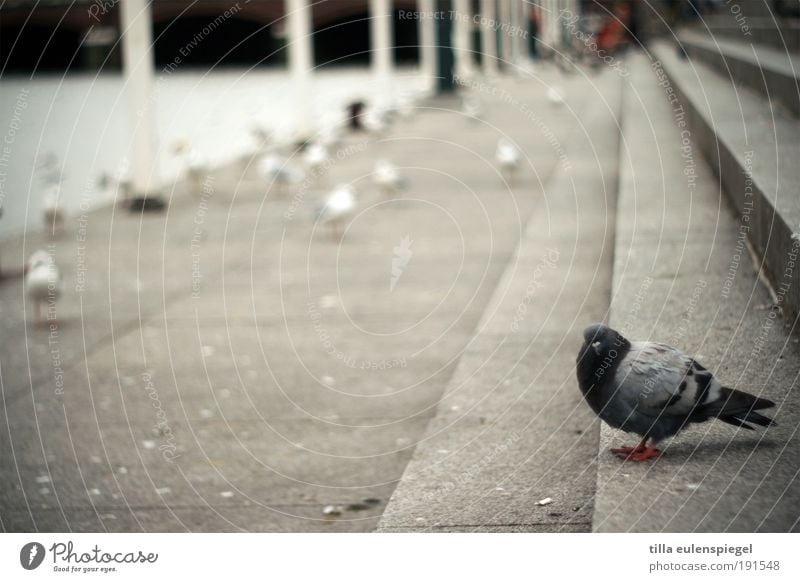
287, 0, 314, 138
121, 0, 159, 197
568, 0, 578, 16
370, 0, 393, 106
538, 0, 549, 52
453, 0, 474, 80
479, 0, 498, 76
418, 0, 437, 91
544, 0, 560, 53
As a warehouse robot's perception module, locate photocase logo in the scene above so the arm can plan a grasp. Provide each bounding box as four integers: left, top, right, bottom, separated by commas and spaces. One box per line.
390, 235, 414, 292
20, 542, 45, 570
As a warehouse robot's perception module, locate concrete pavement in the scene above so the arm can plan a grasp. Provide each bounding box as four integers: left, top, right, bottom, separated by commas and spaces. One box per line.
0, 67, 587, 532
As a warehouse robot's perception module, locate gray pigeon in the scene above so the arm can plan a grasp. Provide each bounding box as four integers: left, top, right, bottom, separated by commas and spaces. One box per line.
576, 323, 775, 461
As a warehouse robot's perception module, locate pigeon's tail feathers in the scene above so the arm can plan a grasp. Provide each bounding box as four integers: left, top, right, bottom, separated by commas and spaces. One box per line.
716, 416, 756, 430
721, 409, 775, 429
742, 410, 775, 427
705, 387, 776, 429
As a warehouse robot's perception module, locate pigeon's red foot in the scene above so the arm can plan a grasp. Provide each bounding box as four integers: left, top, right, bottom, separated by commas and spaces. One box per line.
610, 445, 646, 455
615, 446, 663, 462
611, 437, 649, 457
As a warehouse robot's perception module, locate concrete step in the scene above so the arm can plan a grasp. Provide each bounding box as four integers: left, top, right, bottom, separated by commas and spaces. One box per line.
678, 29, 800, 116
376, 68, 623, 532
593, 51, 800, 532
725, 1, 799, 19
654, 39, 800, 319
689, 16, 800, 53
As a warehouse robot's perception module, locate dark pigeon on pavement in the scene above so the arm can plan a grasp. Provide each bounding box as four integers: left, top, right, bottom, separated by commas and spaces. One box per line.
576, 323, 775, 461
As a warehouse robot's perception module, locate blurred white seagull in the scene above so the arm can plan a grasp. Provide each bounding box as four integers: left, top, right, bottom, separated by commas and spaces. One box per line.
186, 149, 209, 190
303, 142, 329, 173
42, 185, 65, 236
496, 138, 521, 183
372, 160, 407, 196
363, 107, 389, 136
394, 92, 416, 119
547, 86, 566, 106
258, 154, 303, 196
462, 94, 484, 121
25, 250, 62, 328
316, 184, 357, 240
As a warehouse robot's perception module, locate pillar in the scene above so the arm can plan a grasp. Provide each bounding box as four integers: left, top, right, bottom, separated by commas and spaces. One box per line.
453, 0, 474, 80
286, 0, 314, 138
370, 0, 394, 105
479, 0, 499, 76
541, 0, 561, 54
418, 0, 437, 91
121, 0, 160, 199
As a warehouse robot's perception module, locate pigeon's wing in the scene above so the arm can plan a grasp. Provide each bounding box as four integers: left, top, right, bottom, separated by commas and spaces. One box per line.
612, 342, 722, 417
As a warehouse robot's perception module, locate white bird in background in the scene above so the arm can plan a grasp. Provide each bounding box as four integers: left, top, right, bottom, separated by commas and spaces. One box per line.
237, 131, 265, 169
171, 139, 208, 191
186, 150, 209, 193
115, 158, 132, 202
270, 123, 300, 151
37, 152, 62, 185
496, 138, 521, 184
171, 138, 190, 157
316, 183, 357, 240
37, 154, 66, 234
372, 160, 407, 196
462, 93, 484, 121
303, 142, 329, 173
547, 85, 566, 106
42, 185, 65, 236
250, 125, 272, 151
394, 92, 416, 119
318, 124, 343, 149
258, 154, 303, 196
25, 250, 62, 328
363, 107, 389, 136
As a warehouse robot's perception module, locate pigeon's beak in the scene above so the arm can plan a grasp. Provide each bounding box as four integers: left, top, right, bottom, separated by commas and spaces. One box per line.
591, 340, 602, 355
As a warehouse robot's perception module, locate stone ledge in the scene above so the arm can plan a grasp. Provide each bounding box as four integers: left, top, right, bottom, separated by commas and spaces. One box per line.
654, 40, 800, 319
678, 30, 800, 116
